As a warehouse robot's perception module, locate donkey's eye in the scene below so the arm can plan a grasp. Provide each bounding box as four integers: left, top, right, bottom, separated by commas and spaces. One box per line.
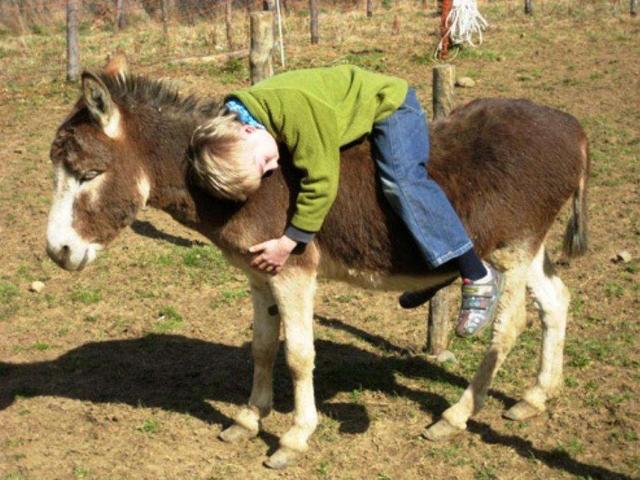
81, 170, 101, 182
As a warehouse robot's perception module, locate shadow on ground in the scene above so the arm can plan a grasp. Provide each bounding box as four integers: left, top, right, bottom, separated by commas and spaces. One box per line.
131, 220, 205, 248
0, 318, 631, 480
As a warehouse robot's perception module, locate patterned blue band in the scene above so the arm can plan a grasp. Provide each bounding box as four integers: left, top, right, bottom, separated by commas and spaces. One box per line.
225, 98, 265, 129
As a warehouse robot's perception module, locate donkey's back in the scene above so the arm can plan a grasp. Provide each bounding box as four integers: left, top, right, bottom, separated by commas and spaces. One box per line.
250, 98, 588, 279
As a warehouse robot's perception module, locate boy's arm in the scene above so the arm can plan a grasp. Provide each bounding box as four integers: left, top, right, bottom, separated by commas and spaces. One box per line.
277, 90, 341, 244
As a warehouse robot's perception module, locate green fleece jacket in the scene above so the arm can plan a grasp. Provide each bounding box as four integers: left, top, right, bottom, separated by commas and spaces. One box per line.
228, 65, 408, 238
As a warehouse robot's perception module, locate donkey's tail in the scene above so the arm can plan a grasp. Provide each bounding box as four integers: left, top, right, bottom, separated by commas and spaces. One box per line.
562, 138, 590, 258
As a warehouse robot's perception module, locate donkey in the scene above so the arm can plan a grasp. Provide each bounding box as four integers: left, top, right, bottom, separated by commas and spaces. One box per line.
46, 59, 589, 469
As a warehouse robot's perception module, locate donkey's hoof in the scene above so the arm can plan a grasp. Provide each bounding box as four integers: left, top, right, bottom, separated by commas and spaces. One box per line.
504, 400, 543, 421
422, 418, 463, 442
219, 424, 258, 444
264, 447, 301, 470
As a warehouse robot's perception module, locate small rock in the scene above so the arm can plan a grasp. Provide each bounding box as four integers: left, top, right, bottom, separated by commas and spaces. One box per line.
455, 77, 476, 88
613, 250, 632, 263
30, 281, 45, 293
436, 350, 457, 364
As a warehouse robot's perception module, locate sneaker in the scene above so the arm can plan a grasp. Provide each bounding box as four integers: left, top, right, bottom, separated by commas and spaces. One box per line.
455, 265, 504, 337
398, 276, 457, 309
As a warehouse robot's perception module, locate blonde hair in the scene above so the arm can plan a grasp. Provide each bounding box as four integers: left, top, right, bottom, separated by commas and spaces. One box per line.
190, 112, 261, 202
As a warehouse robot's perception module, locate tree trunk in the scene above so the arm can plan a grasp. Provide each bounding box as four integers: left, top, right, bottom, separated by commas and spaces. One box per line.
66, 0, 80, 82
366, 0, 373, 17
309, 0, 319, 44
631, 0, 638, 16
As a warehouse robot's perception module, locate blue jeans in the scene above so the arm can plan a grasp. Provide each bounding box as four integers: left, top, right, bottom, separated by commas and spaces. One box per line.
370, 88, 473, 268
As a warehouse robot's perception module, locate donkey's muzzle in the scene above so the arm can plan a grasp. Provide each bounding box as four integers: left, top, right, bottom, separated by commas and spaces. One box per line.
46, 243, 88, 271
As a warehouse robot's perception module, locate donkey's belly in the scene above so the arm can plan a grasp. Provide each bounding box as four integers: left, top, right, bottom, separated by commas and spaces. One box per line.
317, 250, 457, 291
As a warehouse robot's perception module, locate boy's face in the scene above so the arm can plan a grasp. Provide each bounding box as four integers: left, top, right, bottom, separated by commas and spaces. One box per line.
240, 125, 279, 177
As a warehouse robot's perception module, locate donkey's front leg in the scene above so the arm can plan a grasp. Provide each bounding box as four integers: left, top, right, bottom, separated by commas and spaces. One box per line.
220, 277, 280, 443
265, 268, 318, 469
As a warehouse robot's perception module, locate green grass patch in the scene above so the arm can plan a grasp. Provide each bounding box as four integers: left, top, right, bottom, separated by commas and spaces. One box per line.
212, 288, 250, 308
0, 281, 19, 304
341, 49, 387, 72
70, 286, 101, 304
1, 472, 28, 480
155, 306, 184, 333
555, 437, 585, 457
14, 341, 53, 353
73, 466, 90, 480
182, 245, 226, 269
138, 418, 160, 435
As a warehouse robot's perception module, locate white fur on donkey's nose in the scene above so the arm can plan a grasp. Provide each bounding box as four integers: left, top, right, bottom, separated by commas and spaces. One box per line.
46, 165, 101, 271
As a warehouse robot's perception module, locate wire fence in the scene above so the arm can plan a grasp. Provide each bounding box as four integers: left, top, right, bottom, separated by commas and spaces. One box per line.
0, 0, 635, 84
2, 0, 633, 36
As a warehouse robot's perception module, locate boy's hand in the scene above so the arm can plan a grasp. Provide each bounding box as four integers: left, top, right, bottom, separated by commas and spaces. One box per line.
249, 235, 297, 274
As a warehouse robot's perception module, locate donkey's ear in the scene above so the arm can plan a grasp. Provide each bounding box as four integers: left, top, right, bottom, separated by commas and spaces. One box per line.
81, 71, 121, 138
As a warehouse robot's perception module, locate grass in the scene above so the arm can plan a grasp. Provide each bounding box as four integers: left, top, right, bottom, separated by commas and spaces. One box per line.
70, 286, 102, 305
211, 288, 250, 308
555, 437, 585, 457
138, 418, 160, 435
73, 467, 90, 480
0, 280, 19, 304
1, 473, 28, 480
154, 306, 184, 333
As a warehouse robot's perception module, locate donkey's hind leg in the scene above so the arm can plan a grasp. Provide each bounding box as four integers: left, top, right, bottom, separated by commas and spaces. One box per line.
424, 261, 529, 441
265, 267, 318, 469
220, 277, 281, 443
505, 246, 570, 420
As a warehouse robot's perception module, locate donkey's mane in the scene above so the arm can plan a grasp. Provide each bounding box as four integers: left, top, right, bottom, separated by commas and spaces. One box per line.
98, 72, 221, 119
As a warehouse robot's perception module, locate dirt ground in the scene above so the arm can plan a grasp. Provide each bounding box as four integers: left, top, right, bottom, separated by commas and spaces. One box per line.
0, 2, 639, 479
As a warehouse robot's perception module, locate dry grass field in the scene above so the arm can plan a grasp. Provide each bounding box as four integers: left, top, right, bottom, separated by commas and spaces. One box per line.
0, 1, 639, 479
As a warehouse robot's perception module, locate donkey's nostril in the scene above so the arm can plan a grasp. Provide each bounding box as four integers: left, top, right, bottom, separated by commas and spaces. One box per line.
60, 245, 71, 261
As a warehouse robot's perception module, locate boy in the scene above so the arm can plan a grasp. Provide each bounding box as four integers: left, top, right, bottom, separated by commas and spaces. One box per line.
190, 65, 503, 337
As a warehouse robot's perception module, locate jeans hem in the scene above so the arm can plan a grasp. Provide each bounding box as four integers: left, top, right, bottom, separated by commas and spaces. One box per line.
429, 242, 474, 268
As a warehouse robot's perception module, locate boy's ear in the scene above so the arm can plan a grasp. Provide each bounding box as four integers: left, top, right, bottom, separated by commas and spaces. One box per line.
81, 71, 122, 139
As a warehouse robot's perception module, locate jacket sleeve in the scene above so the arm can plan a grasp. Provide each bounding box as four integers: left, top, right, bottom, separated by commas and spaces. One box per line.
275, 90, 340, 234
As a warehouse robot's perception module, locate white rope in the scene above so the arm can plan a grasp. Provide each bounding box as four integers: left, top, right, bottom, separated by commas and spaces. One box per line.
437, 0, 488, 53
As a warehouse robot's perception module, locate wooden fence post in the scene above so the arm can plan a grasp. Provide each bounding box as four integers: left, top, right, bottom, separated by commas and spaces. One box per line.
309, 0, 319, 44
161, 0, 169, 37
115, 0, 126, 30
249, 11, 274, 85
524, 0, 533, 15
632, 0, 638, 16
66, 0, 80, 82
226, 0, 234, 50
432, 64, 455, 119
366, 0, 373, 17
426, 64, 457, 359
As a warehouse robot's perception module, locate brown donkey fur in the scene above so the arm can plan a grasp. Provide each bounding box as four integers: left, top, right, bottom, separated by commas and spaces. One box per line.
47, 62, 589, 468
